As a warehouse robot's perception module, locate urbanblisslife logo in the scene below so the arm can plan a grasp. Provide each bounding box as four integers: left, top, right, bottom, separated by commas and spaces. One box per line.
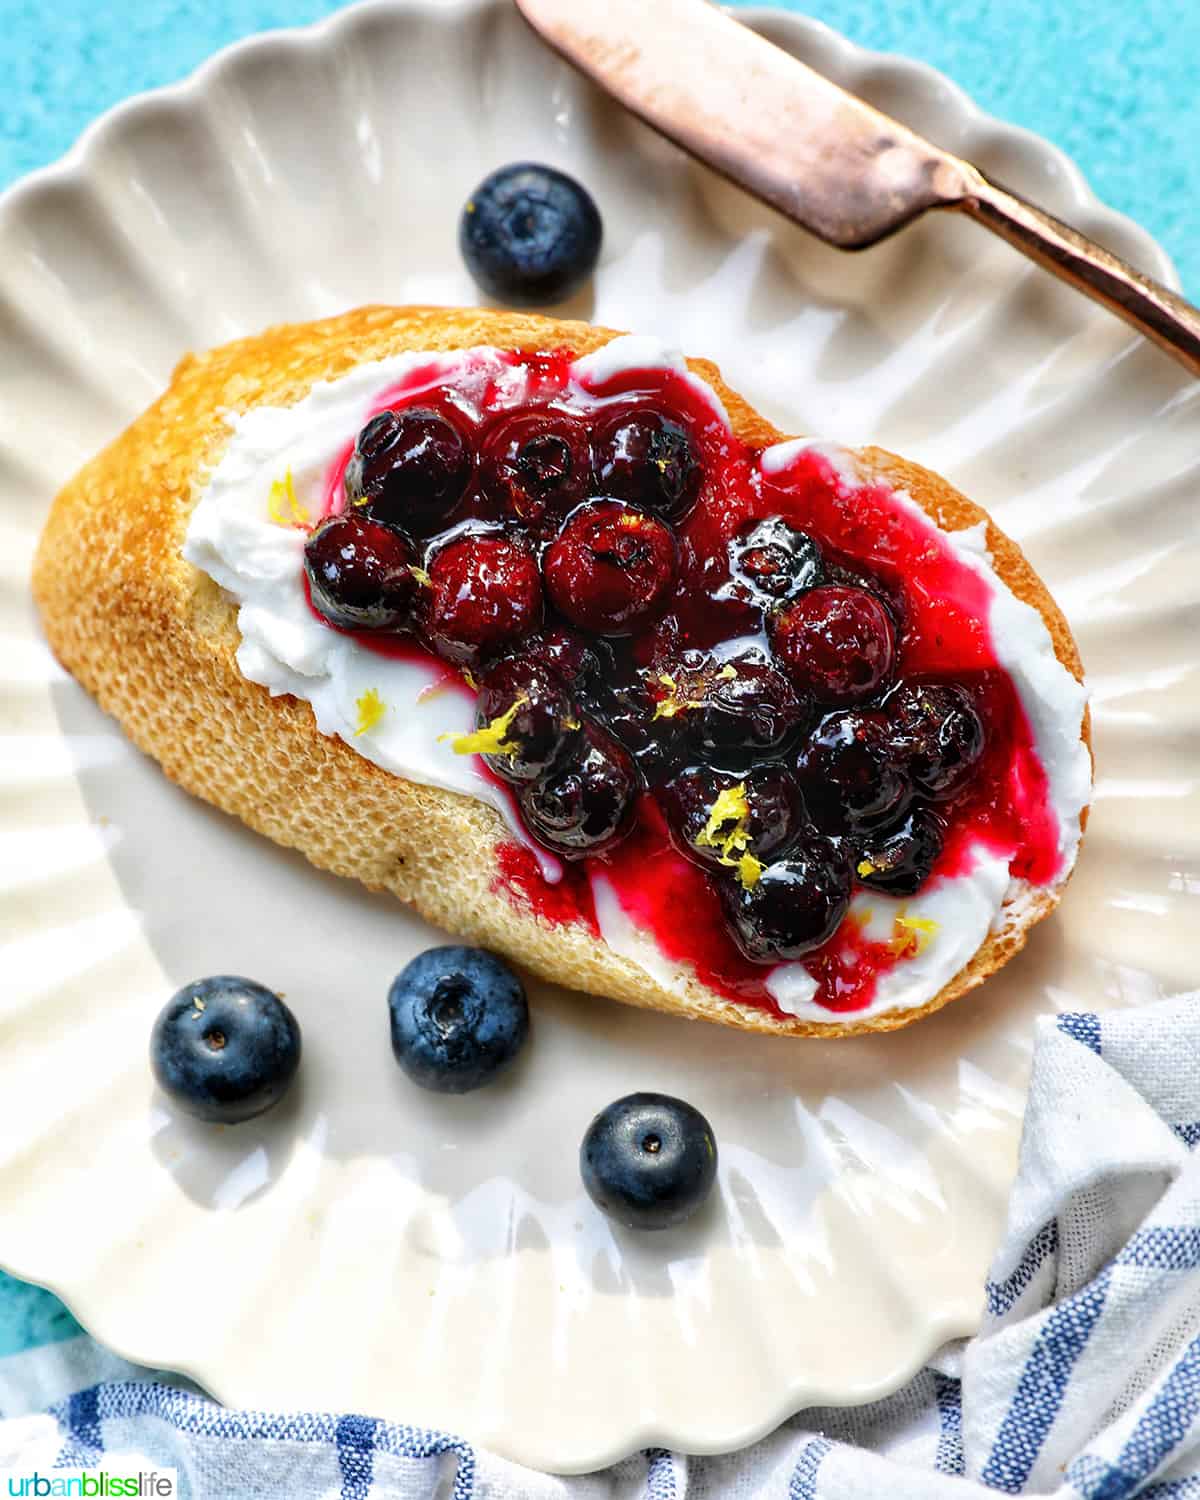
5, 1470, 176, 1497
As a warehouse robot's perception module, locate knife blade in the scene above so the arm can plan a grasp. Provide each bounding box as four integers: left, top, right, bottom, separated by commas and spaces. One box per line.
513, 0, 1200, 376
513, 0, 976, 249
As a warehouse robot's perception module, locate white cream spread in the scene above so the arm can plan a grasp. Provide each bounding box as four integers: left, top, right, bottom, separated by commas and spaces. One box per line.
184, 348, 564, 882
183, 337, 1091, 1027
778, 851, 1015, 1021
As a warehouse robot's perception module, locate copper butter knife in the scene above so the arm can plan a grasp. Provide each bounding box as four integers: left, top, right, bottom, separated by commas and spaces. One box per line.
514, 0, 1200, 378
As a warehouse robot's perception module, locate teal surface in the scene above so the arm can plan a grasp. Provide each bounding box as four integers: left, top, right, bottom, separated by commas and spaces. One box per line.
0, 0, 1196, 1361
2, 0, 1196, 290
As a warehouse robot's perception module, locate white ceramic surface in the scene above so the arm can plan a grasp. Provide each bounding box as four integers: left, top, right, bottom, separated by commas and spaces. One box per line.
1, 0, 1196, 1474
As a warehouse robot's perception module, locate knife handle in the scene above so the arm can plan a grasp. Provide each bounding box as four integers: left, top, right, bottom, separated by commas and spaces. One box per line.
958, 173, 1200, 379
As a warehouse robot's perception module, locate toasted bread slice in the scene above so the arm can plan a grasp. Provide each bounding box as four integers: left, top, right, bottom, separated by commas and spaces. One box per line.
32, 306, 1089, 1036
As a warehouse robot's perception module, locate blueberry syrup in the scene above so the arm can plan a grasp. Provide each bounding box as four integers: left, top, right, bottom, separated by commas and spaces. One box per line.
297, 349, 1071, 1019
493, 841, 598, 935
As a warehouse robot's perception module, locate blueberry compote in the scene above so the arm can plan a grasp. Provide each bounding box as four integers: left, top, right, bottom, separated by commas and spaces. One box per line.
300, 348, 1068, 1018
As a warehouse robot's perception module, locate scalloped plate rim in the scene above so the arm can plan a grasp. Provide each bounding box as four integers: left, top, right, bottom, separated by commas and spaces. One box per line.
0, 0, 1184, 1474
0, 0, 1181, 297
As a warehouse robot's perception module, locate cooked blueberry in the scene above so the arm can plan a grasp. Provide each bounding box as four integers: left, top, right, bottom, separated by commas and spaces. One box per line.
543, 499, 677, 636
592, 405, 703, 521
478, 408, 591, 527
520, 721, 638, 858
660, 764, 804, 872
459, 162, 602, 305
425, 532, 543, 662
687, 653, 808, 757
150, 976, 301, 1124
304, 514, 419, 631
769, 584, 896, 705
825, 557, 906, 633
345, 407, 472, 532
796, 710, 912, 833
580, 1093, 717, 1230
719, 840, 852, 962
594, 670, 687, 783
523, 626, 611, 688
388, 946, 528, 1094
853, 804, 946, 896
885, 680, 985, 800
728, 516, 823, 606
473, 656, 580, 784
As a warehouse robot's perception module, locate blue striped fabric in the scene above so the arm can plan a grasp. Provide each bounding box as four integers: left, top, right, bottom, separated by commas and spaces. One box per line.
1114, 1335, 1200, 1484
934, 1372, 966, 1477
981, 1275, 1113, 1493
985, 1222, 1060, 1318
2, 989, 1198, 1499
644, 1450, 681, 1500
789, 1437, 834, 1499
336, 1414, 381, 1500
1058, 1012, 1103, 1054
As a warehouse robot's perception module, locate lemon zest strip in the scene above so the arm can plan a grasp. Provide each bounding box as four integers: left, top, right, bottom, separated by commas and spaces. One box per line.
651, 662, 739, 721
267, 468, 308, 528
695, 784, 751, 851
694, 783, 761, 889
652, 672, 706, 721
354, 688, 386, 737
889, 912, 940, 957
652, 673, 684, 719
737, 853, 764, 890
441, 695, 528, 757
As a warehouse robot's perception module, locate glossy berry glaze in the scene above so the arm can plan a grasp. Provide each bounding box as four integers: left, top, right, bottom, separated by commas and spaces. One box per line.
299, 347, 1070, 1020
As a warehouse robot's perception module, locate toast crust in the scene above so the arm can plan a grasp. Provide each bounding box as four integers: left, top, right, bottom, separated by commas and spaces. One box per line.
31, 306, 1090, 1037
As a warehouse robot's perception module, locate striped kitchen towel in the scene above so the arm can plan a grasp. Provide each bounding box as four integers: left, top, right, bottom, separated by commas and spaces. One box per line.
1, 993, 1198, 1498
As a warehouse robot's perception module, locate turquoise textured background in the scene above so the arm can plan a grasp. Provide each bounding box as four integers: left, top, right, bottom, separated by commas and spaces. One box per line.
2, 0, 1197, 290
0, 0, 1196, 1364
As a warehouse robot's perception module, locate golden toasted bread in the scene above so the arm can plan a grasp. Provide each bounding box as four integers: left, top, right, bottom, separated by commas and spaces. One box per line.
32, 306, 1089, 1036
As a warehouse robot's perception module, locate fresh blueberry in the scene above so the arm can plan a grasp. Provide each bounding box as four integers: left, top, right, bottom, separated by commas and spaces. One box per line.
150, 976, 301, 1124
459, 162, 603, 306
388, 946, 529, 1094
719, 840, 852, 962
580, 1092, 718, 1230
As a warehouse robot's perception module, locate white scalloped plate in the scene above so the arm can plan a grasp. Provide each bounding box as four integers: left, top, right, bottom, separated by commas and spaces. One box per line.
1, 0, 1196, 1473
